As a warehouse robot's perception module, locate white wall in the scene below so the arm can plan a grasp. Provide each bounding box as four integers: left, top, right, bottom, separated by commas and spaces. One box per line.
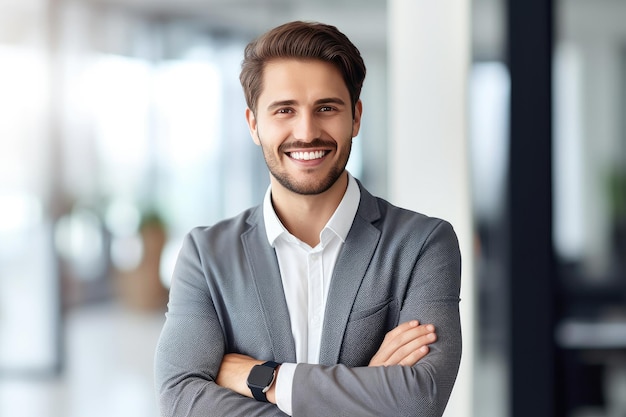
388, 1, 474, 415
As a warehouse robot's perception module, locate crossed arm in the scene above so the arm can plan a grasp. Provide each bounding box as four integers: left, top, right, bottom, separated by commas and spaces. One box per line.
216, 320, 438, 404
156, 219, 461, 417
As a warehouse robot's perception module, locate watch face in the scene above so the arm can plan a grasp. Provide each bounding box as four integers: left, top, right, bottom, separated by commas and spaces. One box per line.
247, 364, 275, 389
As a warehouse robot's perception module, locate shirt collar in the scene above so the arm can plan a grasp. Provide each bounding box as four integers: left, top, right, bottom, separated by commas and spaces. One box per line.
263, 172, 361, 247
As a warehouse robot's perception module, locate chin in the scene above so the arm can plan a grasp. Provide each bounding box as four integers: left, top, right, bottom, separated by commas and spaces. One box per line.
278, 171, 346, 196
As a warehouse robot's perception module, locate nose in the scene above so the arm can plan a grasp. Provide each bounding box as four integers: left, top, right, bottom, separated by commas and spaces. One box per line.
293, 113, 320, 142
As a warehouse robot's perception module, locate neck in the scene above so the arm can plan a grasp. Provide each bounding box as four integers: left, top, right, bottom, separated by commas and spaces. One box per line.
271, 172, 348, 247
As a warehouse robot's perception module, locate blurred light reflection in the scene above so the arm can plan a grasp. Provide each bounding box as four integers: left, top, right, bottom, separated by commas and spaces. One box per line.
54, 207, 105, 281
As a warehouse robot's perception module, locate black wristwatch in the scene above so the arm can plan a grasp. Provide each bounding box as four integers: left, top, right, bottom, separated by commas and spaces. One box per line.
246, 361, 280, 402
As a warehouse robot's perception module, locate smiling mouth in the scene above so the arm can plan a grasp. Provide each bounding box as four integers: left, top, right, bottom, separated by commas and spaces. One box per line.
287, 150, 329, 161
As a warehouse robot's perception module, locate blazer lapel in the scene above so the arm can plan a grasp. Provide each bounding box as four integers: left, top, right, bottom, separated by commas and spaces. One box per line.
318, 185, 381, 365
242, 207, 297, 363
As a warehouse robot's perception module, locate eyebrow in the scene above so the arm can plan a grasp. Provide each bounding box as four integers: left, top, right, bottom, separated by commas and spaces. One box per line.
266, 97, 347, 111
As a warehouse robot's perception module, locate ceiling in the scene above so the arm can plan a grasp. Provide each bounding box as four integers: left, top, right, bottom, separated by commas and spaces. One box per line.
4, 0, 626, 57
80, 0, 389, 51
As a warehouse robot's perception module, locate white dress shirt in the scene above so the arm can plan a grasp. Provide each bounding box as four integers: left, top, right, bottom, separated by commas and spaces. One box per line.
262, 172, 361, 416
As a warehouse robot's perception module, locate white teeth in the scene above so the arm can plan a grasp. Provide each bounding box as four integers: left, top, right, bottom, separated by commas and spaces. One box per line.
290, 151, 325, 160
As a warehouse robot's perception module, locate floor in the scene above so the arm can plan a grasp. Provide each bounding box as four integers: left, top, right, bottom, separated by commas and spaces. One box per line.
0, 302, 165, 417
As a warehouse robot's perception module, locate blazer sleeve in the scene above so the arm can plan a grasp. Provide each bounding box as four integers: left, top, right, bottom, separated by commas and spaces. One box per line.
291, 220, 462, 417
154, 232, 288, 417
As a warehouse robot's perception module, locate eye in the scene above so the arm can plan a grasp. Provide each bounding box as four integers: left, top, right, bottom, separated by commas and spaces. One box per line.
319, 106, 334, 112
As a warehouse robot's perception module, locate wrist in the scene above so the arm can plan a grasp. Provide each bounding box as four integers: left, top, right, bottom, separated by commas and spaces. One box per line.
246, 361, 281, 403
265, 365, 280, 404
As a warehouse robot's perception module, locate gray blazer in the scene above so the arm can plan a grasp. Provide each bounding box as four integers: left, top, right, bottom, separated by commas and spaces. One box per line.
155, 182, 461, 417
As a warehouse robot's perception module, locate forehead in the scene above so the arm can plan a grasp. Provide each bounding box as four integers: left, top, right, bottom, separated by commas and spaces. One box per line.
258, 58, 350, 103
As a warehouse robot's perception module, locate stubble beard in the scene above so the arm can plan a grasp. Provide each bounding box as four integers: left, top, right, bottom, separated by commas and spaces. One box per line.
258, 133, 352, 196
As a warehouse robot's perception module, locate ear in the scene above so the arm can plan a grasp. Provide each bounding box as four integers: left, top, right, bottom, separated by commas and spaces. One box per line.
352, 100, 363, 137
246, 108, 261, 146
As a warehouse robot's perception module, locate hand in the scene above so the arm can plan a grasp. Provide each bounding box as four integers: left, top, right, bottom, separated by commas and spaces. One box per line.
216, 353, 278, 404
368, 320, 437, 367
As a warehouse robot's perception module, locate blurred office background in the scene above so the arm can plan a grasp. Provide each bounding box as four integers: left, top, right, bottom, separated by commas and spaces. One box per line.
1, 0, 625, 416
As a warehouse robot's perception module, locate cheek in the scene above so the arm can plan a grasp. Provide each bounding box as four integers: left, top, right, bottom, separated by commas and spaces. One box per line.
261, 122, 290, 142
256, 122, 286, 148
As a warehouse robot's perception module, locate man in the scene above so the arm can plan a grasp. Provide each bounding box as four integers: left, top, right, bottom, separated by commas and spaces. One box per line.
155, 21, 461, 417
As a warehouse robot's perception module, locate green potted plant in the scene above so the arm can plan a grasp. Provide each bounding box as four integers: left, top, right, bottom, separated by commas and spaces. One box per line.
114, 207, 169, 310
607, 167, 626, 268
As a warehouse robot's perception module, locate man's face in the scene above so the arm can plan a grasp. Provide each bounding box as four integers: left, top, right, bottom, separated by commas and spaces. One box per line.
246, 59, 362, 195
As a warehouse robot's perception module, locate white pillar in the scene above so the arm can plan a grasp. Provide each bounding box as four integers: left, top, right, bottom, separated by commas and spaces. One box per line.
388, 1, 474, 416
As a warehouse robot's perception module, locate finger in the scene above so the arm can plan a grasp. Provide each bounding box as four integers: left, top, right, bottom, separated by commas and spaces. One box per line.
398, 345, 430, 367
384, 331, 437, 366
370, 322, 420, 365
385, 332, 435, 366
382, 320, 420, 343
384, 324, 436, 353
370, 324, 435, 365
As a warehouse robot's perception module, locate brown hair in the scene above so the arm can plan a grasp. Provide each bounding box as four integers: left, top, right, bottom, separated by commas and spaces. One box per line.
240, 21, 366, 116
